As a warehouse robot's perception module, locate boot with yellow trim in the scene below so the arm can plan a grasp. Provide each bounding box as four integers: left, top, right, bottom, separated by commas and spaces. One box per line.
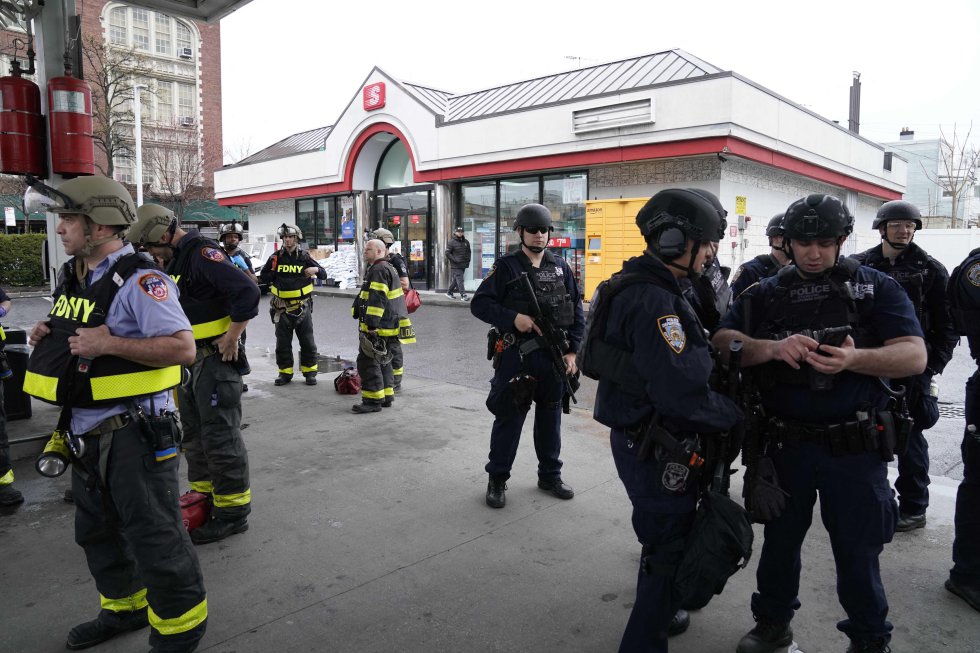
273, 373, 292, 386
0, 483, 23, 506
66, 607, 149, 650
190, 515, 248, 545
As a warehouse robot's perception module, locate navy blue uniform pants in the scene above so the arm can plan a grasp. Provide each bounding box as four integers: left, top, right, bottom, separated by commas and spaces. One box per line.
952, 373, 980, 584
485, 346, 563, 480
752, 442, 897, 642
610, 428, 697, 653
895, 423, 929, 516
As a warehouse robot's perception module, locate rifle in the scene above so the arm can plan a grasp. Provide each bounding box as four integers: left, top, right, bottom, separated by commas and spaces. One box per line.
518, 273, 577, 406
713, 340, 742, 493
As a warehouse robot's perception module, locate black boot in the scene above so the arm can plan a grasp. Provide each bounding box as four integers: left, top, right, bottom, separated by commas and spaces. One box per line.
486, 476, 507, 508
735, 616, 793, 653
66, 608, 148, 650
381, 396, 393, 408
946, 577, 980, 612
668, 609, 690, 637
537, 476, 574, 500
0, 483, 24, 506
274, 373, 292, 386
895, 511, 926, 531
846, 637, 891, 653
190, 516, 248, 545
304, 373, 317, 386
352, 402, 382, 414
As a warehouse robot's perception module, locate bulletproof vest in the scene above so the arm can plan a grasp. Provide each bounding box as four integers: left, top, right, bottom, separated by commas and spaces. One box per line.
753, 258, 877, 385
753, 253, 781, 279
501, 254, 575, 328
269, 248, 314, 299
24, 254, 182, 407
169, 234, 233, 342
949, 247, 980, 358
860, 245, 933, 329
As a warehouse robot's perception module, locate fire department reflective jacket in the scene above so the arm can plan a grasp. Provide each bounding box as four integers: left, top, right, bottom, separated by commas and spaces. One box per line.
352, 258, 414, 341
259, 246, 326, 302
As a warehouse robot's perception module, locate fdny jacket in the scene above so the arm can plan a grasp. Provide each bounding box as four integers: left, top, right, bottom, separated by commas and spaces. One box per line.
259, 246, 327, 302
168, 230, 259, 342
470, 249, 585, 352
352, 258, 412, 339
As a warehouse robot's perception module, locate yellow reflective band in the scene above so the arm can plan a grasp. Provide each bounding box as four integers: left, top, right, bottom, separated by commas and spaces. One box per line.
392, 368, 404, 376
350, 306, 356, 317
361, 388, 385, 399
369, 281, 390, 293
24, 371, 58, 402
387, 289, 403, 299
212, 489, 251, 508
101, 588, 148, 612
366, 306, 385, 317
148, 597, 208, 636
376, 327, 399, 337
359, 291, 369, 300
271, 284, 312, 299
0, 325, 5, 341
90, 366, 182, 402
191, 316, 231, 340
399, 336, 417, 344
279, 367, 293, 374
0, 469, 13, 485
190, 481, 213, 494
300, 364, 317, 373
384, 387, 394, 397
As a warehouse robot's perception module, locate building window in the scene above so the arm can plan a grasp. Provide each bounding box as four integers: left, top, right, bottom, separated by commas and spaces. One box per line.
176, 22, 193, 53
461, 183, 497, 290
109, 7, 127, 45
104, 6, 195, 62
132, 8, 150, 51
156, 81, 173, 123
177, 82, 195, 119
155, 13, 171, 55
114, 156, 133, 184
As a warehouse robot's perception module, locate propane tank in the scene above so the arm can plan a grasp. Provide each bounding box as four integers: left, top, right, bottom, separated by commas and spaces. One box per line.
0, 73, 46, 176
48, 75, 94, 176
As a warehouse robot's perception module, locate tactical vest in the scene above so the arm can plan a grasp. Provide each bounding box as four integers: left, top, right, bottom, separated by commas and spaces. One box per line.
949, 247, 980, 358
752, 258, 878, 386
269, 249, 313, 301
501, 255, 575, 328
753, 253, 781, 279
24, 254, 183, 407
168, 236, 234, 342
857, 245, 934, 330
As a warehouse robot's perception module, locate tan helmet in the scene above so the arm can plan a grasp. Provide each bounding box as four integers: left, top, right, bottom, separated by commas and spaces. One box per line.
128, 204, 177, 246
46, 176, 136, 226
277, 223, 303, 240
370, 227, 395, 246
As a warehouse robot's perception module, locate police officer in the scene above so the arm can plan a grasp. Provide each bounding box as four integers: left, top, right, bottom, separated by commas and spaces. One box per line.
944, 249, 980, 612
219, 222, 259, 284
471, 203, 585, 508
369, 228, 417, 392
351, 239, 412, 413
259, 224, 327, 385
851, 200, 958, 531
24, 177, 207, 651
679, 246, 731, 333
128, 205, 259, 544
0, 285, 22, 507
714, 194, 926, 653
729, 213, 789, 300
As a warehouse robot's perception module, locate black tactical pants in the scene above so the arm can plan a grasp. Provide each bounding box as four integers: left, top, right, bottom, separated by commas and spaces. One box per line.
390, 339, 404, 388
953, 372, 980, 584
356, 337, 395, 405
274, 302, 318, 377
73, 420, 207, 650
180, 350, 251, 520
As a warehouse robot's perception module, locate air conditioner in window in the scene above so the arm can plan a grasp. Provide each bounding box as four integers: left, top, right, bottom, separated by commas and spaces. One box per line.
178, 47, 193, 59
179, 116, 195, 127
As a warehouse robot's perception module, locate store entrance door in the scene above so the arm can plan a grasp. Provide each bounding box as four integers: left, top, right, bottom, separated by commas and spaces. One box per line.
382, 210, 430, 289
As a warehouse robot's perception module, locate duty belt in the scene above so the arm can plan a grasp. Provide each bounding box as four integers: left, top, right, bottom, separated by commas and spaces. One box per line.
81, 413, 131, 437
768, 416, 878, 455
195, 341, 220, 363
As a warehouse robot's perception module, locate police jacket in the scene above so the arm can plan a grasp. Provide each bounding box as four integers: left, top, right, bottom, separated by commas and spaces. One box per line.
722, 258, 923, 424
352, 258, 411, 338
730, 253, 782, 301
445, 236, 472, 269
168, 231, 260, 343
850, 242, 957, 375
389, 252, 409, 279
593, 253, 741, 434
25, 249, 183, 408
259, 246, 327, 302
679, 257, 731, 333
949, 248, 980, 361
470, 249, 585, 353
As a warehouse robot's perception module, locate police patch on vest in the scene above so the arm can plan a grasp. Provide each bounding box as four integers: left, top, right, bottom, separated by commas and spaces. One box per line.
969, 263, 980, 287
138, 273, 169, 301
201, 247, 225, 262
658, 315, 686, 353
661, 461, 690, 493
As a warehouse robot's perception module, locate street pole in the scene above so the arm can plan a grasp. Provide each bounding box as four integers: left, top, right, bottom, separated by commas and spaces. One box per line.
133, 84, 147, 207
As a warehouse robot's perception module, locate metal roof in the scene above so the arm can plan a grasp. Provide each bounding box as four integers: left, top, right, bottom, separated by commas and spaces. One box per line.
234, 125, 333, 166
402, 82, 451, 115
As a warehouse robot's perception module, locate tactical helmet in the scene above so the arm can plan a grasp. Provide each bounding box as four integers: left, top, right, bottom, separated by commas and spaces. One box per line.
128, 204, 177, 246
765, 213, 785, 238
873, 200, 922, 230
219, 222, 244, 240
782, 194, 853, 240
635, 188, 728, 255
513, 204, 553, 231
370, 227, 395, 246
277, 223, 303, 240
44, 176, 136, 226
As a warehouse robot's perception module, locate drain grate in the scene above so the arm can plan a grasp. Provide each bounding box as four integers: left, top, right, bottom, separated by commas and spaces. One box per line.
939, 404, 966, 419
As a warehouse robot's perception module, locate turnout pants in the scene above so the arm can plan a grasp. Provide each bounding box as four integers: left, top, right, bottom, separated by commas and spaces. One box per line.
274, 301, 318, 377
73, 420, 207, 650
356, 337, 395, 404
390, 339, 403, 388
180, 350, 251, 521
953, 373, 980, 584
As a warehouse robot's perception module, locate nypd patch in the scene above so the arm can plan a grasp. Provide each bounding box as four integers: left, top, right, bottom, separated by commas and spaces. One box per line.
201, 246, 225, 262
969, 263, 980, 287
658, 315, 686, 354
138, 273, 169, 301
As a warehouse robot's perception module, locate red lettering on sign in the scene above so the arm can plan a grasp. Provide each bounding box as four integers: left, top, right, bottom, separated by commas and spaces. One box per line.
547, 237, 571, 248
363, 82, 386, 111
410, 214, 420, 224
392, 216, 401, 225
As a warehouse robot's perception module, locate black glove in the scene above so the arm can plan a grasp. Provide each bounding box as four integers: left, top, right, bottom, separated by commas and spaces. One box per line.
745, 456, 789, 522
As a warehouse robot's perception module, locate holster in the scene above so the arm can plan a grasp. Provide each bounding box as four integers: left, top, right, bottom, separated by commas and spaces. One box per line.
627, 417, 704, 494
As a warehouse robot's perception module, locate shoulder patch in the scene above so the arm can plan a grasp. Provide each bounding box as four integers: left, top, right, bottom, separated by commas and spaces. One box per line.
486, 264, 496, 279
201, 246, 225, 262
968, 263, 980, 287
731, 266, 744, 284
657, 315, 686, 354
138, 273, 169, 301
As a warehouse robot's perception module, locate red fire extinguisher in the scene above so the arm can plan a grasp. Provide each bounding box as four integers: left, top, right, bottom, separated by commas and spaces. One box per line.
48, 75, 94, 176
0, 73, 46, 176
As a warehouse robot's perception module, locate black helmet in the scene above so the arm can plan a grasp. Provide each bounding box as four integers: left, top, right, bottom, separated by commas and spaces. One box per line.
873, 200, 922, 230
219, 222, 244, 240
635, 188, 727, 257
765, 213, 785, 238
513, 203, 553, 231
782, 194, 853, 240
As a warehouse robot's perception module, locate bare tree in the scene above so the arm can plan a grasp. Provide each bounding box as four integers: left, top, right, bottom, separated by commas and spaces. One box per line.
921, 123, 980, 227
143, 118, 216, 220
223, 136, 255, 166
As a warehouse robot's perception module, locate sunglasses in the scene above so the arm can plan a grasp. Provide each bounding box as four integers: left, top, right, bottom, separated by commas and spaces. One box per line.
522, 227, 551, 235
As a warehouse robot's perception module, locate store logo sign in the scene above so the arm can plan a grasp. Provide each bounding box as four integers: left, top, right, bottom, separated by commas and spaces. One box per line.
363, 82, 386, 111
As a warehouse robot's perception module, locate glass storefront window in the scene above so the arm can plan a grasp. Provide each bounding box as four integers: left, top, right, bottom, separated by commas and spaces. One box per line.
543, 173, 586, 293
338, 196, 356, 246
317, 197, 335, 249
499, 177, 538, 257
296, 199, 315, 247
461, 182, 497, 292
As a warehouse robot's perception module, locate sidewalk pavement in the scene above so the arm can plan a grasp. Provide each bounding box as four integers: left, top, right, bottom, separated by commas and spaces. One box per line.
312, 285, 474, 309
1, 350, 977, 653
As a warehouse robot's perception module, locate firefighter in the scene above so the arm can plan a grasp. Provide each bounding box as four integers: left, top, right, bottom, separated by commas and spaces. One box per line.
369, 227, 416, 392
24, 176, 206, 652
127, 205, 259, 545
259, 224, 327, 385
218, 222, 258, 283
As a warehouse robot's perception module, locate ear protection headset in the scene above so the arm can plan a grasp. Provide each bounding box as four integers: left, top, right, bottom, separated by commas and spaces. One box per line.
651, 213, 691, 259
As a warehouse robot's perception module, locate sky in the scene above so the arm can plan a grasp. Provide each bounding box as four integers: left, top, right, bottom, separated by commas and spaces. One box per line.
219, 0, 980, 163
